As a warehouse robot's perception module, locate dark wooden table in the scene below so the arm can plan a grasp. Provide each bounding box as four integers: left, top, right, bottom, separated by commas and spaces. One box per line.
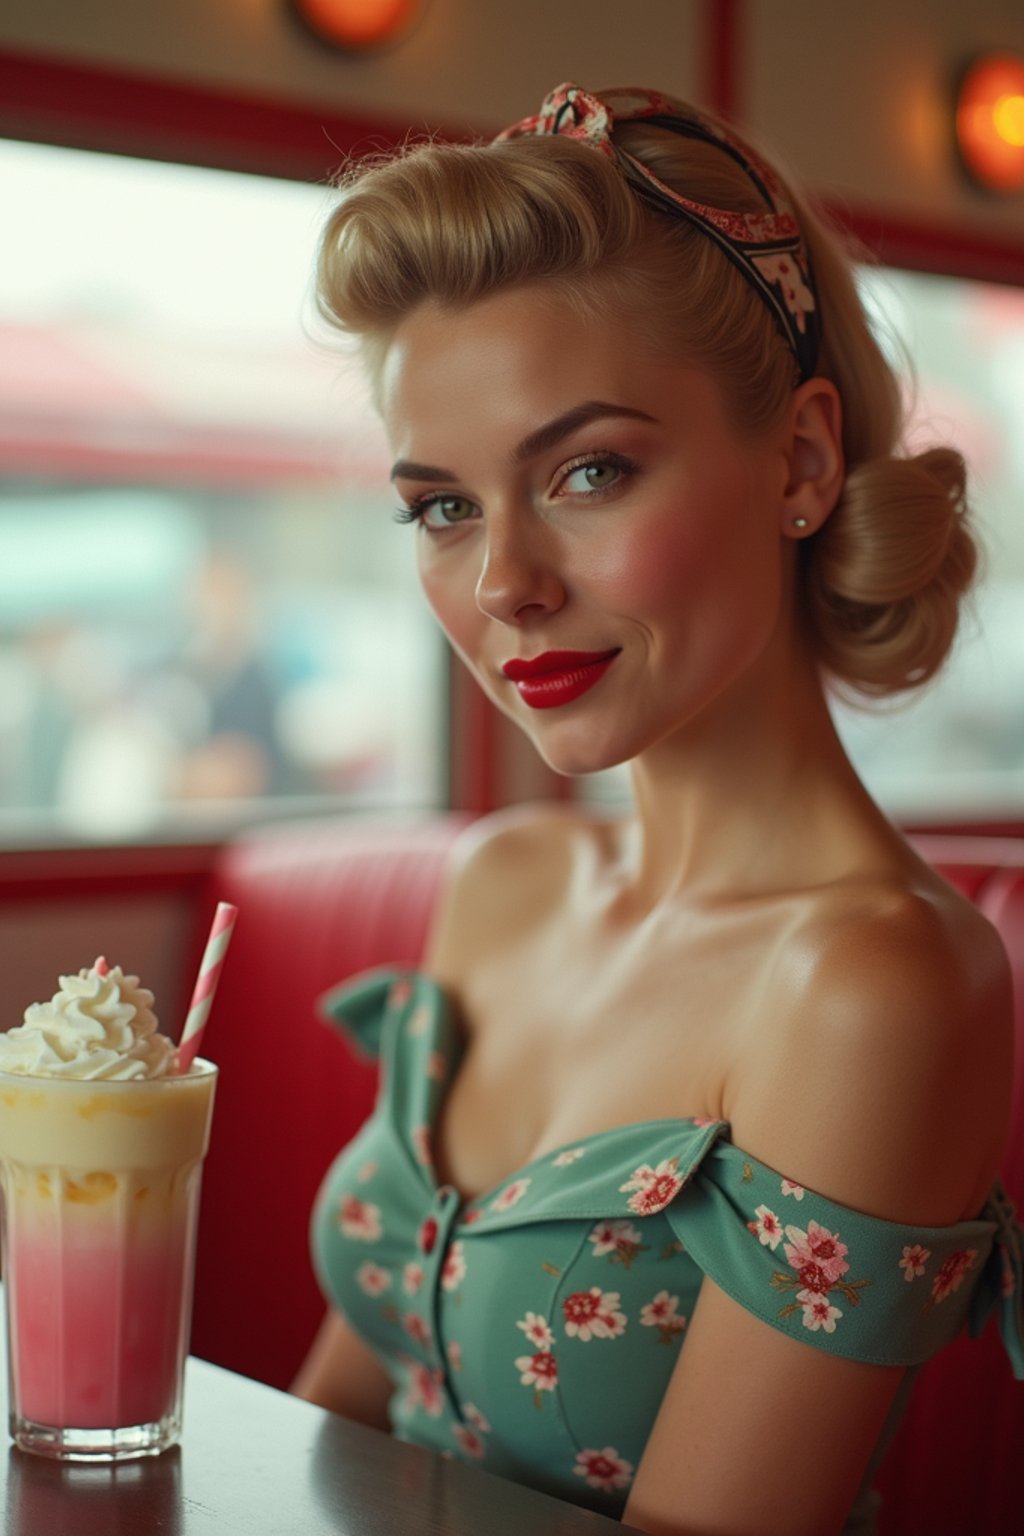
0, 1346, 637, 1535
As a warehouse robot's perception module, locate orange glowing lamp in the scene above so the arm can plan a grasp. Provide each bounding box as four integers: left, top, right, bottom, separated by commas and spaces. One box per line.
291, 0, 422, 51
955, 53, 1024, 193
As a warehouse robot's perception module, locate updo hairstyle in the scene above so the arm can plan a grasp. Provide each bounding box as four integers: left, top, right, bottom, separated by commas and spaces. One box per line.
317, 109, 977, 699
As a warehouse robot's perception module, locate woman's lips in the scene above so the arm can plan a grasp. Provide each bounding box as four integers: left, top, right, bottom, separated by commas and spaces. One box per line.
500, 649, 621, 710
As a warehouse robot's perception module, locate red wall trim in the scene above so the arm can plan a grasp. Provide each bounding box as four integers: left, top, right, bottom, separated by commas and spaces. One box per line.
0, 45, 442, 181
832, 206, 1024, 288
0, 844, 218, 903
704, 0, 741, 120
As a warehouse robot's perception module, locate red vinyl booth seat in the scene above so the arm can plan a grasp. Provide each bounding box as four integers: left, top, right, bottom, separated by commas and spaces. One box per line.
188, 817, 1024, 1535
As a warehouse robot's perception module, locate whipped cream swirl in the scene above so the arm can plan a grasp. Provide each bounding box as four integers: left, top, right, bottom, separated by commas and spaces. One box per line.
1, 961, 178, 1080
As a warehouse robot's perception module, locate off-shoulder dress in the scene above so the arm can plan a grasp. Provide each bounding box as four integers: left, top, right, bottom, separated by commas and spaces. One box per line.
310, 968, 1024, 1534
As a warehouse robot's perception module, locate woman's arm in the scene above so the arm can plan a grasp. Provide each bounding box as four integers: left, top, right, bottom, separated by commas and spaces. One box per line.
623, 891, 1013, 1536
626, 1278, 905, 1536
290, 1308, 393, 1431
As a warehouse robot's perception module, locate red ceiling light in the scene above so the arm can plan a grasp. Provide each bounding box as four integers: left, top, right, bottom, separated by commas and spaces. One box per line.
955, 53, 1024, 193
290, 0, 423, 52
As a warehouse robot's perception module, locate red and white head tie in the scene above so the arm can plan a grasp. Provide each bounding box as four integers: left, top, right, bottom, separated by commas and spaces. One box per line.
495, 83, 821, 382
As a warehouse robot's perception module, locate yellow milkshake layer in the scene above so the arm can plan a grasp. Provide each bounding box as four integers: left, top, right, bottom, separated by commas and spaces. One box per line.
0, 1063, 216, 1171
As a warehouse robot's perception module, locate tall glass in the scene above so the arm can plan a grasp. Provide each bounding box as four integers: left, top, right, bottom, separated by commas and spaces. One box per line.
0, 1061, 217, 1460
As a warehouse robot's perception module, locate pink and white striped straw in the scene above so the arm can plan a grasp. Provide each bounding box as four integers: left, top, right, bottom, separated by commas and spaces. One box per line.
177, 902, 237, 1073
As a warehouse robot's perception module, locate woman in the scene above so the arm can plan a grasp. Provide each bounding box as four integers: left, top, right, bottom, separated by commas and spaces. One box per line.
293, 84, 1022, 1535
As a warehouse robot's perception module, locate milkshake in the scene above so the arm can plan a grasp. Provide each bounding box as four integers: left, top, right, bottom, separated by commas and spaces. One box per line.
0, 960, 217, 1459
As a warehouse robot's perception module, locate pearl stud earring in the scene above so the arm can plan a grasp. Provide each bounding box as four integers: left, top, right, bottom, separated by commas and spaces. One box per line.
792, 517, 809, 530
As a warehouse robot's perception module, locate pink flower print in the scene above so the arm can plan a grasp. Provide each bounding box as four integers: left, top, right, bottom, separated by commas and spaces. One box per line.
441, 1240, 467, 1292
783, 1222, 849, 1294
356, 1262, 392, 1296
407, 1003, 431, 1036
516, 1311, 555, 1349
691, 1116, 722, 1128
931, 1248, 978, 1304
552, 1147, 587, 1167
898, 1244, 931, 1282
515, 1350, 558, 1391
748, 1205, 784, 1251
403, 1312, 432, 1348
425, 1049, 447, 1083
798, 1290, 843, 1333
619, 1157, 685, 1215
411, 1125, 432, 1167
389, 978, 413, 1008
448, 1339, 463, 1372
462, 1207, 483, 1226
338, 1194, 383, 1242
639, 1290, 686, 1342
418, 1215, 438, 1255
453, 1425, 486, 1459
357, 1159, 378, 1184
464, 1402, 491, 1434
781, 1179, 805, 1200
405, 1362, 443, 1417
596, 1294, 628, 1338
490, 1177, 531, 1212
403, 1261, 425, 1295
563, 1287, 627, 1341
588, 1219, 645, 1260
751, 253, 816, 333
573, 1446, 634, 1493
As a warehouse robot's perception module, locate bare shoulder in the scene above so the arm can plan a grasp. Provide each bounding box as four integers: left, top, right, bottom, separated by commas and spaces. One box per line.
422, 802, 604, 984
733, 873, 1013, 1224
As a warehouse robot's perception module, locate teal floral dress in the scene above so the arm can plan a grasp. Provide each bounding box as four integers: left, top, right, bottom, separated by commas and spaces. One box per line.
310, 968, 1024, 1531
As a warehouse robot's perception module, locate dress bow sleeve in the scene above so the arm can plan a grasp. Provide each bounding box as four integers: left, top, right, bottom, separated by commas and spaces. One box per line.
967, 1178, 1024, 1377
318, 966, 412, 1061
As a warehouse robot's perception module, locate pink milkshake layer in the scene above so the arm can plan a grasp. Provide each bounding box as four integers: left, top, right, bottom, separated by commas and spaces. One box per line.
5, 1166, 199, 1428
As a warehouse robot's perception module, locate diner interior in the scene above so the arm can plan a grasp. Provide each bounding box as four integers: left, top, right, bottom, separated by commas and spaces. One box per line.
1, 2, 1023, 1532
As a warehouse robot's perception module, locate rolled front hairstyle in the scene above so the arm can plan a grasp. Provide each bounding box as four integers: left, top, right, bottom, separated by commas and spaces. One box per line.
317, 88, 977, 699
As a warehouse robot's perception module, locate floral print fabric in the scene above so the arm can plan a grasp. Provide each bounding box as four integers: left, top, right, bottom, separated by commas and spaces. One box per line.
311, 968, 1024, 1522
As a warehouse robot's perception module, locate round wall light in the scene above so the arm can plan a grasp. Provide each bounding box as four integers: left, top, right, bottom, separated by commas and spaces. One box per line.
290, 0, 423, 53
955, 53, 1024, 193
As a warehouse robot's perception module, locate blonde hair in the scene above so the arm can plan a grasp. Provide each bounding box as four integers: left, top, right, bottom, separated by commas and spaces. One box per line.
317, 112, 976, 698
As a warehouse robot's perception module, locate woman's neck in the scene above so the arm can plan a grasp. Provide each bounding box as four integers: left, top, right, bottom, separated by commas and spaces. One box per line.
621, 657, 897, 913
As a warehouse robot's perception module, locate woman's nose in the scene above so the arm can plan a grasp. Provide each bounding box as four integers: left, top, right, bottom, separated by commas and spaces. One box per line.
474, 519, 566, 625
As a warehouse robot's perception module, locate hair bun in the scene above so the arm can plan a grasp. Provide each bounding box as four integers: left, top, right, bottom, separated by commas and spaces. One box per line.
805, 447, 978, 695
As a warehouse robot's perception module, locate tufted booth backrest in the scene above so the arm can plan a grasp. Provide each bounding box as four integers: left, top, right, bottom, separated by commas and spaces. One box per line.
873, 835, 1024, 1535
188, 818, 1024, 1534
190, 816, 469, 1390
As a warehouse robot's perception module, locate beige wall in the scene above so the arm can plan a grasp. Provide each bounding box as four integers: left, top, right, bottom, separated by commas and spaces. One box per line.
747, 0, 1024, 238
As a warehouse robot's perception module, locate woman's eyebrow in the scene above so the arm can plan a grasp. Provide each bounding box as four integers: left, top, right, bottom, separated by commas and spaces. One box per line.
389, 460, 455, 484
389, 400, 657, 484
511, 400, 657, 464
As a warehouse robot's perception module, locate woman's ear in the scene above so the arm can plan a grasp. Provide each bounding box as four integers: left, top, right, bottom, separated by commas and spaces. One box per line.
779, 378, 845, 539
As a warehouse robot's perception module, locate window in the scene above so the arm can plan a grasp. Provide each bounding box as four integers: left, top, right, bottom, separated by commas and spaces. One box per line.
0, 140, 443, 843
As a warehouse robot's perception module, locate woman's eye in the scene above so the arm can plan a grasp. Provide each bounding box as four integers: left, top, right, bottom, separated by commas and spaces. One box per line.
397, 494, 478, 530
558, 458, 630, 497
423, 495, 476, 528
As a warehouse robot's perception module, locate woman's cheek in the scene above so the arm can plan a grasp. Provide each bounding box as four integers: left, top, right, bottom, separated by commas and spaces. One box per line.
582, 522, 710, 609
417, 554, 481, 651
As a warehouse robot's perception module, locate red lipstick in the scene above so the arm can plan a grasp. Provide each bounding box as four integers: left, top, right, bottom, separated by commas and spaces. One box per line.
501, 649, 620, 709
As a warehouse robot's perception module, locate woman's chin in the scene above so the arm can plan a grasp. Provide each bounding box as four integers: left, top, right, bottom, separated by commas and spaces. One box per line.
529, 733, 634, 780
